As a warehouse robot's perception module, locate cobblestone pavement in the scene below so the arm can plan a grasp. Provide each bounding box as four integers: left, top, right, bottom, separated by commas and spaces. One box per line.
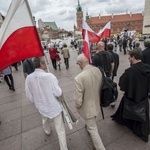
0, 42, 150, 150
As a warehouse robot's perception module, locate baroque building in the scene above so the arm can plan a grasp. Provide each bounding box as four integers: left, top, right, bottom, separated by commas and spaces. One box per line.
76, 0, 144, 35
38, 19, 69, 40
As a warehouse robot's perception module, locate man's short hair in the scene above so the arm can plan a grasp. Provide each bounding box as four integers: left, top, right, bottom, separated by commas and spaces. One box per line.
50, 43, 54, 48
77, 53, 89, 63
107, 44, 113, 51
129, 49, 143, 60
144, 39, 150, 48
63, 43, 67, 47
97, 41, 105, 50
33, 57, 45, 68
135, 42, 140, 47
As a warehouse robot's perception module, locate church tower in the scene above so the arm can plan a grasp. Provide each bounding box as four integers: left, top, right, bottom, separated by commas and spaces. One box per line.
143, 0, 150, 34
76, 0, 83, 31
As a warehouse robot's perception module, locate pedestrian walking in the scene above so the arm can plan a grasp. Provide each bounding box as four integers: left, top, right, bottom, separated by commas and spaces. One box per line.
2, 66, 15, 91
62, 43, 70, 69
92, 41, 114, 78
74, 53, 106, 150
133, 42, 142, 51
107, 44, 119, 81
142, 38, 150, 65
118, 38, 123, 52
25, 57, 68, 150
111, 50, 150, 142
122, 36, 128, 54
49, 43, 60, 70
23, 58, 35, 78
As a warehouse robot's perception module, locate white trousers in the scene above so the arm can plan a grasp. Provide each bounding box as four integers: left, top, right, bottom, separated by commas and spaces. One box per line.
42, 113, 68, 150
85, 117, 106, 150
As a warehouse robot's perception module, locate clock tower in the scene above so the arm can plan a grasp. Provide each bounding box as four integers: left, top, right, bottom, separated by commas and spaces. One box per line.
76, 0, 83, 31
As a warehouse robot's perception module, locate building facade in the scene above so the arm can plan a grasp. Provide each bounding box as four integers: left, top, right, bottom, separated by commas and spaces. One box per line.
38, 19, 69, 40
76, 0, 144, 35
143, 0, 150, 34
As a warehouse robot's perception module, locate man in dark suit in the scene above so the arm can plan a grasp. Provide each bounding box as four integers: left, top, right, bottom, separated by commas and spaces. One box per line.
142, 38, 150, 65
107, 44, 119, 81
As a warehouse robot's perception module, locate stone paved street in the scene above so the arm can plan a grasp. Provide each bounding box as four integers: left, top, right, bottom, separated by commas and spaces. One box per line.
0, 42, 150, 150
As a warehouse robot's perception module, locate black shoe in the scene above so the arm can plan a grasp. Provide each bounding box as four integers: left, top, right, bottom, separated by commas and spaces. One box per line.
12, 87, 15, 91
10, 86, 15, 91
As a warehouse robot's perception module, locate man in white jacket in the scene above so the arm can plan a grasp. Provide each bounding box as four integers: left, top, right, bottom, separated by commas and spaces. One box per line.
25, 56, 68, 150
74, 54, 106, 150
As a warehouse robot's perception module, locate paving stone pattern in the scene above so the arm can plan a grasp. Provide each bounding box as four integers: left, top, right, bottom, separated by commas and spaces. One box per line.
0, 42, 150, 150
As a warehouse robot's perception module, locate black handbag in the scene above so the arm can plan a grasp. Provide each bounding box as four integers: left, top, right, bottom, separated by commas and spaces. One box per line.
123, 97, 147, 122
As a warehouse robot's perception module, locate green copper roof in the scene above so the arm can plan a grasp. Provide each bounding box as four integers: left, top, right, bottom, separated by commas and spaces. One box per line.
86, 12, 89, 20
76, 0, 82, 12
43, 22, 58, 30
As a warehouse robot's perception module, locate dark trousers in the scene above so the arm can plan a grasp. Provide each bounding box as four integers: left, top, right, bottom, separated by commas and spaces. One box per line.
12, 63, 18, 70
51, 59, 57, 70
123, 45, 127, 54
64, 58, 69, 69
4, 74, 14, 88
119, 45, 122, 51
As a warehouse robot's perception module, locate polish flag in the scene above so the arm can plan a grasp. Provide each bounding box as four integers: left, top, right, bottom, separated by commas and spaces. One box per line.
0, 0, 44, 71
97, 21, 111, 39
83, 30, 92, 64
82, 20, 100, 44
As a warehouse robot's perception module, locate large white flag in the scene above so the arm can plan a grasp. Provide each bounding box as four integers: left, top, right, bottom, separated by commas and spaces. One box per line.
0, 0, 43, 71
97, 21, 111, 38
82, 20, 100, 44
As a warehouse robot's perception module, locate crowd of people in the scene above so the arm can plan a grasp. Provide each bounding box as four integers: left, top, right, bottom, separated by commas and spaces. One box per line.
0, 36, 150, 150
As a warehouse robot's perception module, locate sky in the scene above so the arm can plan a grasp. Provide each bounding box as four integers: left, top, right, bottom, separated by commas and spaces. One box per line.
0, 0, 145, 31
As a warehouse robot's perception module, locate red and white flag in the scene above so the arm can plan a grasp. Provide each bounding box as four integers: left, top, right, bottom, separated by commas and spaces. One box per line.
97, 21, 111, 39
0, 0, 44, 71
82, 20, 100, 44
83, 30, 92, 64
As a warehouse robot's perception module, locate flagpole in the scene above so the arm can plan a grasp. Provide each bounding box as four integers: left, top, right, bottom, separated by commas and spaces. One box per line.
25, 0, 35, 25
44, 54, 50, 72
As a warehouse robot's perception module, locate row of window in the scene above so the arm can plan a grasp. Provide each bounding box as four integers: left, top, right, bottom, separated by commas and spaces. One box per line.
88, 22, 141, 29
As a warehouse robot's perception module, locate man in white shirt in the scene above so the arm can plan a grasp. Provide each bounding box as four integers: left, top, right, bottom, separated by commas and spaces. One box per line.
25, 56, 68, 150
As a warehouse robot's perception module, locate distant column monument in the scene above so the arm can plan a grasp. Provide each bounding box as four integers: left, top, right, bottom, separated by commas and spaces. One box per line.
143, 0, 150, 34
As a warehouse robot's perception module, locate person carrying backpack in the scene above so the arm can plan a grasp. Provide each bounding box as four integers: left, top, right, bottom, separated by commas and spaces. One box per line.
74, 53, 106, 150
92, 41, 116, 108
92, 41, 114, 78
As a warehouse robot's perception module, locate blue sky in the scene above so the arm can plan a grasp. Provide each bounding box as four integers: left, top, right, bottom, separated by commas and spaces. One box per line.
0, 0, 145, 31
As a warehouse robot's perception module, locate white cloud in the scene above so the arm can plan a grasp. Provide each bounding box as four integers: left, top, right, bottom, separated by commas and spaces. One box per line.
0, 0, 145, 31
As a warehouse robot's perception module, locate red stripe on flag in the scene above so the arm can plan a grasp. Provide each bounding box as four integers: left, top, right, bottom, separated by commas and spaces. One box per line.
82, 30, 100, 44
0, 26, 43, 71
83, 40, 90, 62
83, 30, 92, 64
99, 28, 110, 39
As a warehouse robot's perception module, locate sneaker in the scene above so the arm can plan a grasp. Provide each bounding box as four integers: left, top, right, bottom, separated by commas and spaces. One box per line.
44, 129, 51, 136
110, 102, 116, 108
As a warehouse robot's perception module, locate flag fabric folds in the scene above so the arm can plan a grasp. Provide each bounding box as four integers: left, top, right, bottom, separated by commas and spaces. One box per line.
82, 20, 100, 44
97, 21, 111, 39
83, 29, 92, 63
0, 0, 44, 71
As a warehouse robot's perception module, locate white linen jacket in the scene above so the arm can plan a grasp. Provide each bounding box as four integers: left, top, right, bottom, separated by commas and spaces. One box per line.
25, 69, 62, 118
74, 65, 103, 119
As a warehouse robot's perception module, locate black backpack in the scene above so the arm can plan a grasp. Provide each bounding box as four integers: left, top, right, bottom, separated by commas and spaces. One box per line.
98, 67, 118, 118
100, 75, 118, 107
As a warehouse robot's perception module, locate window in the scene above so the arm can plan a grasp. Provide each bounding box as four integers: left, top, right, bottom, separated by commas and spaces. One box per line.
117, 28, 120, 32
